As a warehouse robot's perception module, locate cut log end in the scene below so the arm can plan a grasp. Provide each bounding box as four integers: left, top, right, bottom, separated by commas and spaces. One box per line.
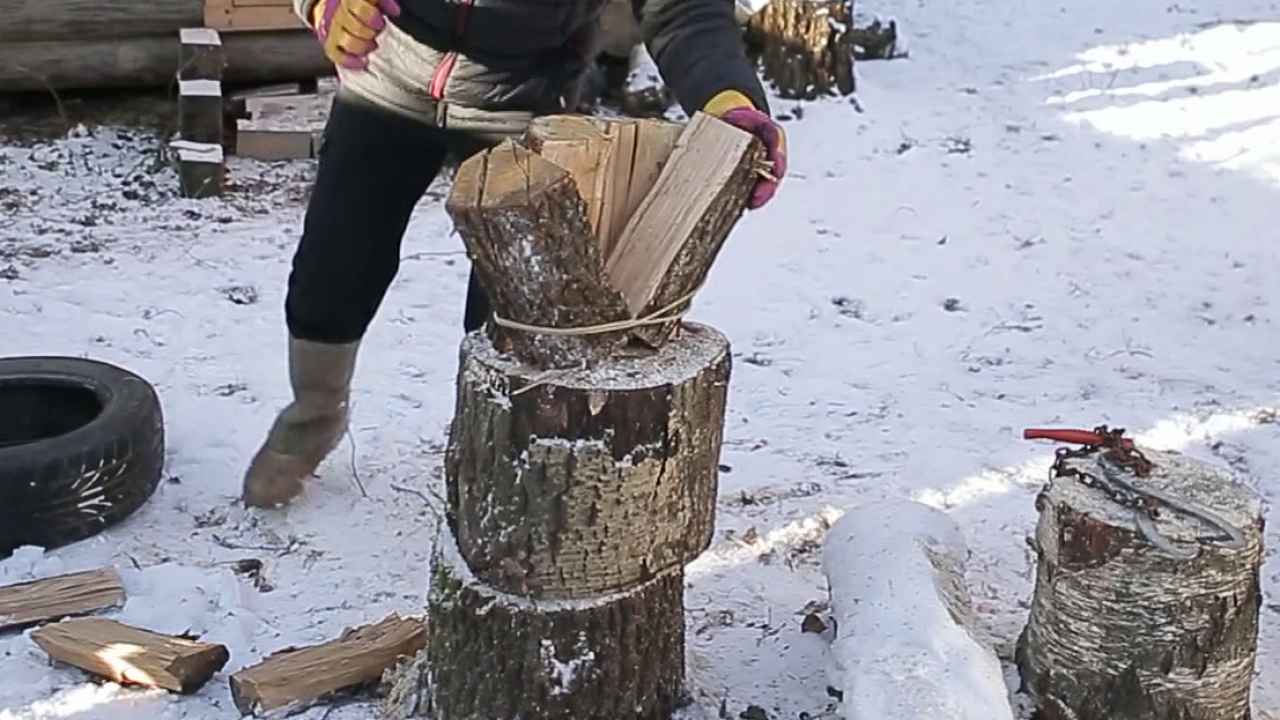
1018, 448, 1264, 720
446, 322, 731, 598
423, 534, 687, 720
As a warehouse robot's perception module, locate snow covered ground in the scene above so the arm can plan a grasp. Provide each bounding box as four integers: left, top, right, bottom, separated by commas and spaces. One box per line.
2, 0, 1278, 717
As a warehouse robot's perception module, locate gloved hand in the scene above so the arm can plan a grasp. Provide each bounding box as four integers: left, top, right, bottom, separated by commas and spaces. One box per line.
704, 90, 787, 209
309, 0, 401, 70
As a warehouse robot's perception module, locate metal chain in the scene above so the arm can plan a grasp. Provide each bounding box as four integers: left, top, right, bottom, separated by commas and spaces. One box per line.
1048, 425, 1159, 518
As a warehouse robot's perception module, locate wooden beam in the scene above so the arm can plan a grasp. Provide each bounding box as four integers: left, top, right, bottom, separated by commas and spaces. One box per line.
31, 618, 229, 694
0, 568, 125, 633
524, 116, 616, 242
605, 112, 762, 346
229, 613, 426, 716
0, 31, 329, 92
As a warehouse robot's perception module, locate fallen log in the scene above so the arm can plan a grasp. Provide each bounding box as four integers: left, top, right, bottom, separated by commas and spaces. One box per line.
229, 613, 426, 716
445, 322, 730, 598
31, 617, 229, 694
0, 568, 125, 633
0, 31, 331, 93
0, 0, 203, 43
822, 500, 1014, 720
1017, 446, 1265, 720
605, 112, 763, 346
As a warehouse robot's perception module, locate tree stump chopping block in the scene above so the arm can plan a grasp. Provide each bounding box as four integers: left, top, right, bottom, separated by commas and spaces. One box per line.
1017, 448, 1265, 720
444, 322, 731, 599
423, 536, 686, 720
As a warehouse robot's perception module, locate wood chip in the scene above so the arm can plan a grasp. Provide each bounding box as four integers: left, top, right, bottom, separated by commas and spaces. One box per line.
31, 618, 229, 693
0, 568, 126, 632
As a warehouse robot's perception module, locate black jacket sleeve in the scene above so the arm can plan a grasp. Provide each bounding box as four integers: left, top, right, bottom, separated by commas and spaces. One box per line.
633, 0, 769, 116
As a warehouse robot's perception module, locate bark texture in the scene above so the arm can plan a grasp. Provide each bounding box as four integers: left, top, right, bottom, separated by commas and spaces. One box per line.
446, 140, 633, 368
445, 323, 731, 598
0, 31, 330, 92
745, 0, 857, 99
1017, 449, 1265, 720
0, 0, 203, 43
424, 536, 687, 720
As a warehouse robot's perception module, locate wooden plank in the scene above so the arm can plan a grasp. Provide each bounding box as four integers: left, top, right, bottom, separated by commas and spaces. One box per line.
229, 613, 426, 716
31, 618, 229, 694
205, 0, 306, 32
235, 130, 315, 160
0, 568, 125, 632
605, 112, 762, 346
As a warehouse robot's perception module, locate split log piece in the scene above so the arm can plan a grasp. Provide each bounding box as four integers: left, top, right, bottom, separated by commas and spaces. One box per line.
0, 568, 125, 633
605, 112, 763, 347
31, 617, 229, 693
1017, 448, 1265, 720
420, 535, 687, 720
179, 28, 225, 82
0, 0, 205, 43
445, 322, 731, 598
229, 613, 427, 716
445, 140, 633, 368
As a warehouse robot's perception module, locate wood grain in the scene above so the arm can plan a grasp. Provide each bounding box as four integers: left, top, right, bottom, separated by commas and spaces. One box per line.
32, 618, 229, 693
0, 568, 125, 632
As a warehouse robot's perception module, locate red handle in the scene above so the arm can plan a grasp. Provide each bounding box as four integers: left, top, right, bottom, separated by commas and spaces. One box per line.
1023, 428, 1134, 448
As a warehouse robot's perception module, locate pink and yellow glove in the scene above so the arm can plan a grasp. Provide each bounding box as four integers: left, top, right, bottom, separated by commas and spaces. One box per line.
705, 90, 787, 209
309, 0, 401, 70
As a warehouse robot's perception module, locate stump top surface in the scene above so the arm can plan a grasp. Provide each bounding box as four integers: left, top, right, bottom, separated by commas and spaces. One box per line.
1053, 448, 1262, 542
465, 321, 729, 390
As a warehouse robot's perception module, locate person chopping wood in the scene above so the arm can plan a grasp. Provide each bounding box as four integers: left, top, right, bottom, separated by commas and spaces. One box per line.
241, 0, 787, 508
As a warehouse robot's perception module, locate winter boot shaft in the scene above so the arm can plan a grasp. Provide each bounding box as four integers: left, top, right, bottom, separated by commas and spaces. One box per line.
241, 337, 359, 508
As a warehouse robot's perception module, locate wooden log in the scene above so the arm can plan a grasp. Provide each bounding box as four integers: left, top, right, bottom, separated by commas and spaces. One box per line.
0, 31, 331, 93
421, 535, 687, 720
229, 613, 426, 716
823, 500, 1015, 719
605, 112, 763, 347
445, 140, 633, 368
1016, 447, 1265, 720
445, 322, 730, 599
31, 618, 229, 694
232, 90, 331, 160
0, 568, 125, 633
0, 0, 204, 43
745, 0, 857, 99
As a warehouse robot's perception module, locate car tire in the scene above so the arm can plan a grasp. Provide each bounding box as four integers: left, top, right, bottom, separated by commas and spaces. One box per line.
0, 356, 164, 558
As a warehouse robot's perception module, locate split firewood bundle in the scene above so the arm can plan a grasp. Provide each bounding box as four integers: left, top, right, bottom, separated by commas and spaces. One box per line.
446, 111, 766, 368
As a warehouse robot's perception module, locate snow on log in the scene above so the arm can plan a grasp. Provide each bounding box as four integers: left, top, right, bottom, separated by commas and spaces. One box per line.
1017, 447, 1264, 720
745, 0, 857, 99
445, 322, 730, 599
407, 534, 686, 720
31, 617, 229, 694
0, 31, 330, 92
821, 499, 1014, 720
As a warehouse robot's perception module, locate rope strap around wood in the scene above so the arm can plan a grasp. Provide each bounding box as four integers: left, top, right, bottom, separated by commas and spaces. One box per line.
490, 286, 701, 338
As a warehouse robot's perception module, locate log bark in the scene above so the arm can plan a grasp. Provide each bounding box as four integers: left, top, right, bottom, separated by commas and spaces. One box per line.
745, 0, 857, 99
1016, 448, 1265, 720
605, 112, 763, 347
422, 535, 687, 720
446, 140, 633, 368
445, 322, 730, 599
229, 613, 426, 716
0, 0, 204, 43
0, 568, 125, 632
31, 617, 229, 693
0, 31, 331, 93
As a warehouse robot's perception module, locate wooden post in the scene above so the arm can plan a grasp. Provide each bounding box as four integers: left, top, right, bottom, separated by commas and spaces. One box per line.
176, 28, 225, 197
412, 323, 730, 720
1016, 447, 1265, 720
745, 0, 857, 99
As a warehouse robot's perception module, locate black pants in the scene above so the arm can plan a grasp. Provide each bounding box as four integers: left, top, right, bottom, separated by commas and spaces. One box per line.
285, 93, 494, 344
